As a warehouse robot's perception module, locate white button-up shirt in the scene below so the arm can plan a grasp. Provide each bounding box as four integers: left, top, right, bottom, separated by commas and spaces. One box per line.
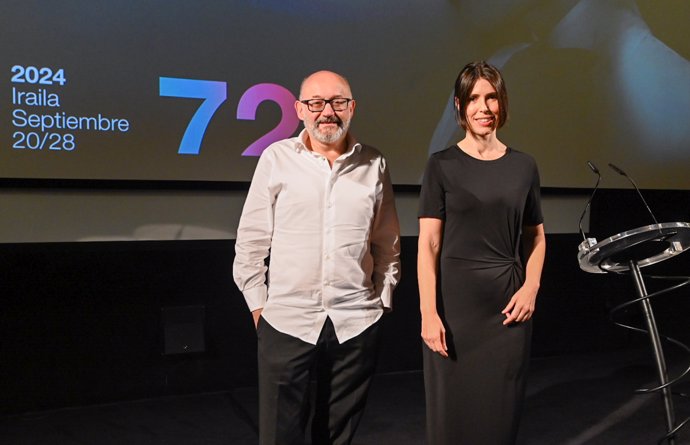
233, 130, 401, 344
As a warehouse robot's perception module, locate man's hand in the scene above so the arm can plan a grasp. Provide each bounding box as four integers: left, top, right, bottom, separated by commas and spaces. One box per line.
252, 308, 263, 329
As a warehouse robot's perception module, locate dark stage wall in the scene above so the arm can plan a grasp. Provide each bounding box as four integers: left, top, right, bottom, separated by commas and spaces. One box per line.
2, 190, 690, 415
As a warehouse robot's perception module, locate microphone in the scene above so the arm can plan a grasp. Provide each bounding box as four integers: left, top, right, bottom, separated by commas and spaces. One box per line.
608, 163, 659, 225
577, 161, 601, 255
578, 161, 601, 241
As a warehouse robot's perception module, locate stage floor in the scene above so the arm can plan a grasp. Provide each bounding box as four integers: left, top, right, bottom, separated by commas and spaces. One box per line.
2, 347, 689, 444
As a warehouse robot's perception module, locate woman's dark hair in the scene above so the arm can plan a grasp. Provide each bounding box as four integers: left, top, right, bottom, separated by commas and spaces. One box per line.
454, 61, 509, 131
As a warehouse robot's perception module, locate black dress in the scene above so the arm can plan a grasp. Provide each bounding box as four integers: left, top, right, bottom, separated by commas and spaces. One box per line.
418, 146, 543, 445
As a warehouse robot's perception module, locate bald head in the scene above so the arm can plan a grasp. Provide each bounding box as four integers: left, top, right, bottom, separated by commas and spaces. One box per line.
299, 70, 352, 100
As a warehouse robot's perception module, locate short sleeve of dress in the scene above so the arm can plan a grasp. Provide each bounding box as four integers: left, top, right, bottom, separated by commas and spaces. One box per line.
523, 159, 544, 226
418, 152, 446, 220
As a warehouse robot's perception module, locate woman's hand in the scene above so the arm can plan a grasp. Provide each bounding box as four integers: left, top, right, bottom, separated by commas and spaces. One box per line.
421, 312, 449, 357
503, 223, 545, 326
501, 285, 537, 325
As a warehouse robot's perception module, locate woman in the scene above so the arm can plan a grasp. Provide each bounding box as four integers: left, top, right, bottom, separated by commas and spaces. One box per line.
418, 61, 546, 445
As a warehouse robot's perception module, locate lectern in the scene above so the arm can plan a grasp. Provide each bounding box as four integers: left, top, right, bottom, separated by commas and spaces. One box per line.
578, 222, 690, 444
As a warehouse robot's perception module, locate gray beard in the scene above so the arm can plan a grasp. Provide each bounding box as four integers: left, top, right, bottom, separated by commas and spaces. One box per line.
310, 119, 350, 144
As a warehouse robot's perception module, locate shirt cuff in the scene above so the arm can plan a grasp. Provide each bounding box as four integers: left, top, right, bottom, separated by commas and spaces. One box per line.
242, 285, 267, 312
379, 284, 394, 312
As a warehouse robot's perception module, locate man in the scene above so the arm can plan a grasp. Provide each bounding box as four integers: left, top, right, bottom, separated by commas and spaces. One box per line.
233, 70, 401, 445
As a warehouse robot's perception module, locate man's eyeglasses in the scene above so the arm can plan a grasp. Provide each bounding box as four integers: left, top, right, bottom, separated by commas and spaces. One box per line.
300, 98, 352, 112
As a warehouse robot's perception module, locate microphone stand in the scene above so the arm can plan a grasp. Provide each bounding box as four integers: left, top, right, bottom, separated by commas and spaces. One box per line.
578, 163, 690, 444
628, 260, 680, 444
577, 161, 601, 250
608, 163, 658, 225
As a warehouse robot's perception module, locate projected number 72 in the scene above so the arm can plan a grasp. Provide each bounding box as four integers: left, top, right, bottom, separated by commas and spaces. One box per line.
159, 77, 300, 156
